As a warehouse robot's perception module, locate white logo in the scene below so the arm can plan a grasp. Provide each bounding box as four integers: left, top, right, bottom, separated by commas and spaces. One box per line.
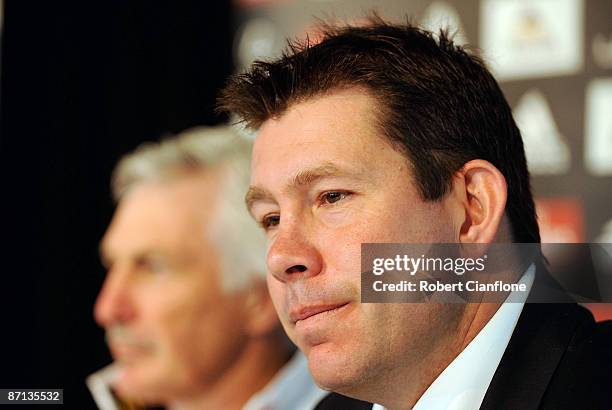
421, 1, 469, 45
481, 0, 583, 81
514, 90, 571, 175
584, 78, 612, 176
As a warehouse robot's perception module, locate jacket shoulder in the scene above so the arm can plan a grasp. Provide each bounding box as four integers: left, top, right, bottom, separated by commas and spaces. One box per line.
481, 303, 612, 409
542, 310, 612, 409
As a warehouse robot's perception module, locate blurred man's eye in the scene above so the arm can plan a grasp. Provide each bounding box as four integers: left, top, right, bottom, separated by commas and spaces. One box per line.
135, 256, 168, 275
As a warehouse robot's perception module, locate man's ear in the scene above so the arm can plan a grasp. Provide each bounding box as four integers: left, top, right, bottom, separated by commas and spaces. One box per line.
241, 278, 281, 338
449, 159, 507, 244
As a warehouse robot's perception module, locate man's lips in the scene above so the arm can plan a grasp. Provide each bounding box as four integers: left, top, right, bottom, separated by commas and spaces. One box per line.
289, 303, 349, 324
109, 342, 153, 362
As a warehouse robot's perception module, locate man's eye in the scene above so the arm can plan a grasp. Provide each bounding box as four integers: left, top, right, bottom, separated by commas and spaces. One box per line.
320, 191, 350, 205
260, 214, 280, 230
135, 257, 168, 275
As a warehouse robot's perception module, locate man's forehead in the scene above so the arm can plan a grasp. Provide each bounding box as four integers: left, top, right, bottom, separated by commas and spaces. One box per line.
251, 93, 383, 168
246, 88, 407, 205
100, 179, 213, 259
261, 91, 368, 140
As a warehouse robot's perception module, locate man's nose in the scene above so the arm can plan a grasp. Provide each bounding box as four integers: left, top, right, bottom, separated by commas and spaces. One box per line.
94, 266, 136, 327
267, 220, 323, 283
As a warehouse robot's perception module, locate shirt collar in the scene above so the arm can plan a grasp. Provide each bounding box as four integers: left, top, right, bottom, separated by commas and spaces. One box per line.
242, 351, 328, 410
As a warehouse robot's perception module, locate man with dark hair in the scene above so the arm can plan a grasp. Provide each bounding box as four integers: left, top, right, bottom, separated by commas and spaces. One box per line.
219, 18, 612, 410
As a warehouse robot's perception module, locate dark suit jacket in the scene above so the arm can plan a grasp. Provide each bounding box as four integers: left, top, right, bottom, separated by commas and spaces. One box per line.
481, 302, 612, 409
481, 259, 612, 409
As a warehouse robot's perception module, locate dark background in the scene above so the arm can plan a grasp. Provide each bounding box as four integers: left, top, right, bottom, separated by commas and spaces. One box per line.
1, 0, 611, 408
1, 1, 234, 407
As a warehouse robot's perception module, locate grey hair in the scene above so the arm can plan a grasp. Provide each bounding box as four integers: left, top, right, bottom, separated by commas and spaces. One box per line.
111, 125, 267, 292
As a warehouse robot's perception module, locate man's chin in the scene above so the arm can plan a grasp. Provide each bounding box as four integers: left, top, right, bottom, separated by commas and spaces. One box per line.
306, 343, 365, 394
113, 364, 167, 405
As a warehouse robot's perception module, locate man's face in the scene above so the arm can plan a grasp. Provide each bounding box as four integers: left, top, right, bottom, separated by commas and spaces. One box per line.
248, 88, 467, 395
95, 172, 248, 403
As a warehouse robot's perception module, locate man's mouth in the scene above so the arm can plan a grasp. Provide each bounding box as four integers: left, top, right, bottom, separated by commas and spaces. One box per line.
111, 344, 145, 359
108, 340, 155, 364
290, 302, 350, 324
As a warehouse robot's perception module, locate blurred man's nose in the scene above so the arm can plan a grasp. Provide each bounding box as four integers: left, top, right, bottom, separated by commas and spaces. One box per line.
267, 218, 323, 283
94, 266, 136, 328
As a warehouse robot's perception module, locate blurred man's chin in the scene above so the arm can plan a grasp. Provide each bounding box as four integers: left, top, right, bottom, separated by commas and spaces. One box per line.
113, 365, 168, 405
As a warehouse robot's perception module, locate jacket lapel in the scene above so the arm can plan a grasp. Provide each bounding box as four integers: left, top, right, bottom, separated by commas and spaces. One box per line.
480, 300, 585, 409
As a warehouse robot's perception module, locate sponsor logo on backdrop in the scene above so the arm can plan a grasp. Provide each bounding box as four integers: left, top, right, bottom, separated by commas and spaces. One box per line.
236, 17, 283, 69
481, 0, 583, 81
421, 1, 468, 45
584, 78, 612, 176
514, 90, 571, 175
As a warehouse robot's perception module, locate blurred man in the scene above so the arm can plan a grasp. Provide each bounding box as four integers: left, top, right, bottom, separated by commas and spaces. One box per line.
92, 126, 328, 410
219, 18, 612, 410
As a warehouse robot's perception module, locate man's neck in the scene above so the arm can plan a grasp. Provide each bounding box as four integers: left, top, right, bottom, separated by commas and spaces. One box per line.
381, 302, 503, 410
458, 302, 503, 350
383, 264, 534, 410
168, 338, 291, 410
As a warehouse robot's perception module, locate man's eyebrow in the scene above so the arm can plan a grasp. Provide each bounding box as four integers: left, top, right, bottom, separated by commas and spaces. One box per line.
245, 163, 359, 212
291, 163, 346, 187
245, 186, 274, 212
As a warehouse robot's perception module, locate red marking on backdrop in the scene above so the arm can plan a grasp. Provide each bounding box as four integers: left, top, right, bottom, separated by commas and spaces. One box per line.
582, 304, 612, 322
536, 199, 612, 321
536, 197, 584, 243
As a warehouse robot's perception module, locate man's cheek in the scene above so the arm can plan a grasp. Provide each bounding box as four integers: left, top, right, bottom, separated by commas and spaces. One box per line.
266, 277, 288, 318
318, 204, 361, 228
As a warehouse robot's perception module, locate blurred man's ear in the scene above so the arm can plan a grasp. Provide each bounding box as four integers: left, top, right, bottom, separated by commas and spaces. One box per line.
242, 278, 281, 337
447, 159, 508, 244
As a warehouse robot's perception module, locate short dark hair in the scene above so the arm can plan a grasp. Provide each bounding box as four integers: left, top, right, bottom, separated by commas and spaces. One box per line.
218, 16, 540, 243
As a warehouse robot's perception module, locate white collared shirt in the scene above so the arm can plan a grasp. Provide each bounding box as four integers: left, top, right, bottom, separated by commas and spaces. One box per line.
242, 351, 328, 410
373, 264, 535, 410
